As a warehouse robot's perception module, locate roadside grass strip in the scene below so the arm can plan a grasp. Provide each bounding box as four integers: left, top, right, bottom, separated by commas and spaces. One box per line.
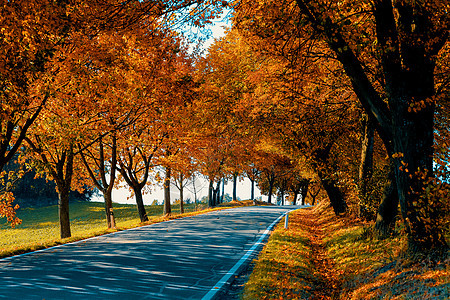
243, 202, 449, 299
242, 209, 317, 299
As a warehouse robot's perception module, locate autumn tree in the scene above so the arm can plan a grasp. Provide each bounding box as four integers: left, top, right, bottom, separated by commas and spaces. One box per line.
0, 0, 82, 225
194, 28, 268, 205
0, 0, 229, 225
234, 0, 449, 251
75, 28, 155, 229
244, 163, 261, 204
117, 124, 164, 222
170, 148, 199, 214
212, 27, 361, 213
78, 17, 191, 227
24, 78, 95, 239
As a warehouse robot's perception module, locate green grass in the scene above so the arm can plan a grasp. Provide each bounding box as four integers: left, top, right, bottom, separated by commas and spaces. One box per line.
326, 223, 449, 299
0, 201, 207, 258
243, 202, 449, 300
242, 210, 316, 300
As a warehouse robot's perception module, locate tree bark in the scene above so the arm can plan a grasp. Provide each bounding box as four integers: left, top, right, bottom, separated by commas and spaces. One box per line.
281, 179, 287, 205
292, 191, 298, 205
208, 180, 214, 207
300, 180, 309, 206
54, 148, 74, 239
221, 178, 225, 203
250, 177, 255, 202
310, 191, 318, 206
213, 181, 221, 205
266, 171, 275, 204
164, 166, 171, 215
359, 115, 375, 220
80, 134, 117, 229
374, 164, 399, 237
232, 172, 238, 201
267, 178, 274, 204
24, 138, 75, 239
133, 186, 148, 222
117, 146, 152, 223
392, 98, 447, 251
57, 184, 71, 239
314, 145, 347, 215
359, 115, 374, 192
104, 188, 116, 229
105, 134, 117, 228
192, 175, 198, 211
319, 176, 347, 215
179, 173, 184, 214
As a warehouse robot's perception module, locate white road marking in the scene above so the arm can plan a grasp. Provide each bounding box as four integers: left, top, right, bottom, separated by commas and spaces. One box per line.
201, 209, 298, 300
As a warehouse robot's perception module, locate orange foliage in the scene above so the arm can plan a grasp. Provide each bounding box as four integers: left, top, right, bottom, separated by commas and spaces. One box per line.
0, 192, 21, 228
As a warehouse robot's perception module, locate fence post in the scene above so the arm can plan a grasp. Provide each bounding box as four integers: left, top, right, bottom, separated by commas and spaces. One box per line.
284, 213, 289, 229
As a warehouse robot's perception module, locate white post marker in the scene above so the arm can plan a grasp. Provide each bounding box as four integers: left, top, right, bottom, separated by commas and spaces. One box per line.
284, 213, 289, 229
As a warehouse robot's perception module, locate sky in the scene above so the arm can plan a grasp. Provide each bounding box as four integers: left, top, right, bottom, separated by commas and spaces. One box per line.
91, 176, 264, 205
200, 11, 229, 50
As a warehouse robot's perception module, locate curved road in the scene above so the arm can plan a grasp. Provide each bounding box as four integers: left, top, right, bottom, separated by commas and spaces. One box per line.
0, 205, 302, 299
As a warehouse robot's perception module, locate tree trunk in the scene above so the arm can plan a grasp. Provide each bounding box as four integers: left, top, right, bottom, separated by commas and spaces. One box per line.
179, 173, 184, 214
192, 175, 198, 211
250, 177, 255, 202
281, 179, 286, 205
300, 180, 309, 206
320, 176, 347, 215
214, 181, 221, 205
292, 192, 298, 205
392, 97, 447, 251
221, 178, 225, 203
267, 179, 274, 204
208, 180, 214, 207
133, 186, 148, 222
104, 188, 116, 229
105, 134, 117, 228
359, 115, 375, 186
310, 193, 317, 206
293, 0, 449, 252
383, 43, 446, 249
164, 166, 171, 215
57, 184, 71, 239
55, 148, 74, 239
374, 165, 399, 237
232, 172, 238, 201
359, 114, 375, 220
79, 134, 117, 229
313, 144, 347, 215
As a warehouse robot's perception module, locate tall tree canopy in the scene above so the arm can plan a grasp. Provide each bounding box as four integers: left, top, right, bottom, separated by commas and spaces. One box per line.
233, 0, 449, 251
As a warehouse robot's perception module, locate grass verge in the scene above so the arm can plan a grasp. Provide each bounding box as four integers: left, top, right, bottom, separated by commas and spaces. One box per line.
242, 209, 317, 299
243, 202, 449, 299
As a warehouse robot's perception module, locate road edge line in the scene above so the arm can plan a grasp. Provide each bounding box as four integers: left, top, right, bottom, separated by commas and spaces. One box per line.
201, 209, 298, 300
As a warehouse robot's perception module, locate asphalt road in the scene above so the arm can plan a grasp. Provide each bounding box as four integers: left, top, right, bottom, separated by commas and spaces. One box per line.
0, 205, 302, 299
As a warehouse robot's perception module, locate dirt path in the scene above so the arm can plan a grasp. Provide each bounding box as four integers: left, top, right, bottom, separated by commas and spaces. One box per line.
297, 208, 342, 300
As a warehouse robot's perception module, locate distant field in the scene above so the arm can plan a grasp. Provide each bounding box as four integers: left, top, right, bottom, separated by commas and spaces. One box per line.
0, 201, 206, 258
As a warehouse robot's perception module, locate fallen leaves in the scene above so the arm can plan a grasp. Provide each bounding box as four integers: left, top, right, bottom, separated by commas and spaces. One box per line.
243, 201, 449, 299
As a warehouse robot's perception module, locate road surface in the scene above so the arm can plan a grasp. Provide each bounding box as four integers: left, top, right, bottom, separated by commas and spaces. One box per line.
0, 205, 302, 299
